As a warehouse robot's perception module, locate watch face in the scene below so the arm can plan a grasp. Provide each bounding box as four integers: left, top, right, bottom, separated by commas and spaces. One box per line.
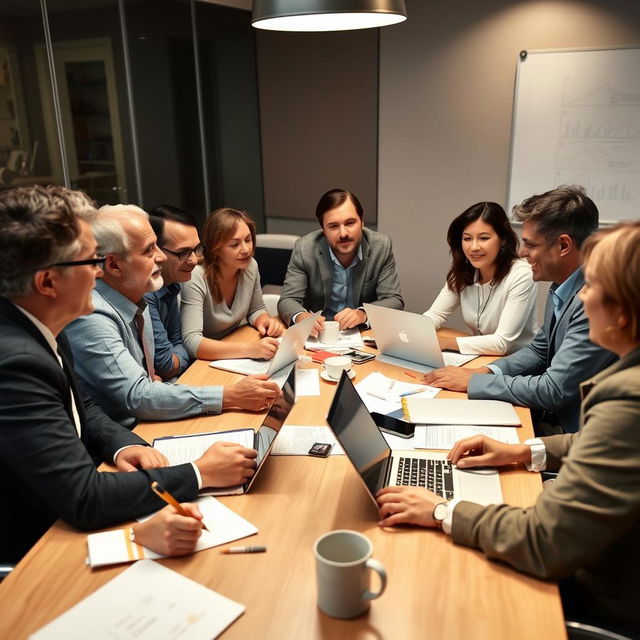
433, 502, 448, 523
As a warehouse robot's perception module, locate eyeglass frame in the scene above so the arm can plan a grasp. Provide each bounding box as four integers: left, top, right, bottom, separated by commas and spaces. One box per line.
49, 256, 106, 269
159, 244, 203, 262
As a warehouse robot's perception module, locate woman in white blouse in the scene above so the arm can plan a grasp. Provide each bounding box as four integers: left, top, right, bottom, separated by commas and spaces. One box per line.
181, 207, 284, 360
424, 202, 537, 356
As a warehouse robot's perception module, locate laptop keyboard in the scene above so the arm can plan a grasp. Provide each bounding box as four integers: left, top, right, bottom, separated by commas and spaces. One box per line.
396, 457, 455, 499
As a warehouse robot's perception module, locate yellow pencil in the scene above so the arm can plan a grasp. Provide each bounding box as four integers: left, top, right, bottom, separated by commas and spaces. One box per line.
150, 481, 209, 531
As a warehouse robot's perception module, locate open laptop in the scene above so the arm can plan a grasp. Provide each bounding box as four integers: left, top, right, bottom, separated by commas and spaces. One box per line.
364, 304, 476, 373
154, 367, 296, 496
326, 371, 503, 507
209, 311, 320, 377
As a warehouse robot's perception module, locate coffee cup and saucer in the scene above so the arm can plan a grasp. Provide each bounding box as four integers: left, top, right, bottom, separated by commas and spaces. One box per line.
320, 356, 354, 383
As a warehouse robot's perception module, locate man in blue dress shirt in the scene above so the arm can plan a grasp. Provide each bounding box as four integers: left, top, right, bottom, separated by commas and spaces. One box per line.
422, 186, 617, 434
145, 205, 200, 380
65, 204, 279, 429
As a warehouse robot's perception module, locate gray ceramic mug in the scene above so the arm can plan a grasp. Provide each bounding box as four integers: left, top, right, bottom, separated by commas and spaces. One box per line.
314, 530, 387, 619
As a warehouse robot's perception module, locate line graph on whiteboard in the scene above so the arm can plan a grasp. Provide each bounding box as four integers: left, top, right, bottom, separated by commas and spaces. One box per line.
509, 48, 640, 223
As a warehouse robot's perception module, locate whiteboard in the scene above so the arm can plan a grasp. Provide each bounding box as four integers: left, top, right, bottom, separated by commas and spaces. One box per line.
508, 47, 640, 223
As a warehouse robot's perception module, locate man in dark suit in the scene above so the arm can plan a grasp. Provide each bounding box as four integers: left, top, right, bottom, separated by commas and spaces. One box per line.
422, 186, 616, 434
0, 185, 257, 564
278, 188, 404, 334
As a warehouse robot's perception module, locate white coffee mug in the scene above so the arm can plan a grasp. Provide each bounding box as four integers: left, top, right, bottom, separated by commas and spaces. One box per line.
314, 530, 387, 619
319, 320, 340, 344
323, 356, 352, 380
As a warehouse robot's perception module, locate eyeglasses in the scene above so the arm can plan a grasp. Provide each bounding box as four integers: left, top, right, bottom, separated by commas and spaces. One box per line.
49, 256, 106, 269
160, 244, 203, 261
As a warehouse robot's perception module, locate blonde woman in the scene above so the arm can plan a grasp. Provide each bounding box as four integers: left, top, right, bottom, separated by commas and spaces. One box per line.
181, 208, 284, 360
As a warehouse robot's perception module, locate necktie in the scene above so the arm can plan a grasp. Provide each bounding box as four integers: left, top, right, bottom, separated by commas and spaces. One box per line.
134, 308, 155, 379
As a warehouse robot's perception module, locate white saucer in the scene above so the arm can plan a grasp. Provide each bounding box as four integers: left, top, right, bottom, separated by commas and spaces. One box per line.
320, 369, 355, 383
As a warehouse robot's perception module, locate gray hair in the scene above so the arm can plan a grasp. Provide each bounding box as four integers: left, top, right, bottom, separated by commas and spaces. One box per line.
93, 204, 148, 257
513, 185, 599, 248
0, 185, 96, 297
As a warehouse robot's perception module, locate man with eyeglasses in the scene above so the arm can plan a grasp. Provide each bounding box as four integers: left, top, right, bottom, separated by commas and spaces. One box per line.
64, 203, 279, 429
146, 205, 202, 380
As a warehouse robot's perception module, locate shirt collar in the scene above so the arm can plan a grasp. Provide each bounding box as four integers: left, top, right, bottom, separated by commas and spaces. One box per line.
12, 303, 59, 355
553, 268, 582, 309
95, 279, 141, 323
329, 243, 362, 269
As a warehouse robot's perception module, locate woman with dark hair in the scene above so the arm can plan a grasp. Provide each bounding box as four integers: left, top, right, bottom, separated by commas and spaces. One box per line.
180, 207, 284, 361
424, 202, 537, 355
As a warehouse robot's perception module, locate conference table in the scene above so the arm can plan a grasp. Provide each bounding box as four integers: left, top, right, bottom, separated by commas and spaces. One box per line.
0, 327, 566, 639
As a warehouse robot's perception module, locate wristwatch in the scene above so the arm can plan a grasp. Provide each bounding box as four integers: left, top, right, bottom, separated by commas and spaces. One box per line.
432, 501, 448, 530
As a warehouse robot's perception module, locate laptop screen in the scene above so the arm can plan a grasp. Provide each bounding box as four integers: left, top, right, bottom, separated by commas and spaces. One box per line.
246, 366, 296, 488
326, 372, 392, 500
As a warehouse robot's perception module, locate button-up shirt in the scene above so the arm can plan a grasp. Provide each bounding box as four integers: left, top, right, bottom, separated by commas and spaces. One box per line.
324, 244, 362, 321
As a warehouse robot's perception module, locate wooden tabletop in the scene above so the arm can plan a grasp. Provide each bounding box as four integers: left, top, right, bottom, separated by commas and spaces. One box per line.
0, 328, 566, 639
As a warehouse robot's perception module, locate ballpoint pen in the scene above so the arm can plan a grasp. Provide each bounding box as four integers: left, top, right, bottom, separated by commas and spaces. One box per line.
221, 546, 267, 554
399, 388, 427, 398
150, 481, 209, 531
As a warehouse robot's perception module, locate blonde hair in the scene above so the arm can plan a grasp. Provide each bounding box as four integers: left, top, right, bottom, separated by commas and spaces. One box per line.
582, 221, 640, 342
201, 207, 256, 303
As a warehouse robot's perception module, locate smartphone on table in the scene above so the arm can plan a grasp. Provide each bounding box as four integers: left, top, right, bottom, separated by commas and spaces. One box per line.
371, 411, 415, 438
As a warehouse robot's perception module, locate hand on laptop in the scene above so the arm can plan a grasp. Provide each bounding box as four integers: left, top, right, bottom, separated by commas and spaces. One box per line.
422, 365, 490, 392
334, 307, 366, 330
376, 486, 440, 528
254, 313, 285, 338
114, 445, 169, 471
448, 436, 531, 469
296, 311, 325, 337
222, 375, 280, 411
196, 441, 258, 487
246, 337, 280, 360
132, 503, 204, 556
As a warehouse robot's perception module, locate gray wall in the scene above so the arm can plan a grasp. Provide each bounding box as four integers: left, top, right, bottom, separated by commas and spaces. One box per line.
378, 0, 640, 319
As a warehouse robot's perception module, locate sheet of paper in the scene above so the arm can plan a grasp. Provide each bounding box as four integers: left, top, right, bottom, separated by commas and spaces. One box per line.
442, 351, 478, 367
153, 429, 254, 466
382, 431, 415, 450
271, 425, 344, 455
355, 371, 440, 415
30, 559, 245, 640
294, 368, 320, 396
414, 424, 521, 450
305, 328, 364, 351
86, 497, 258, 568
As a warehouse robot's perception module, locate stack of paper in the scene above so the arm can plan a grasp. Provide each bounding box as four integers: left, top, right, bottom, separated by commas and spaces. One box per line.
305, 328, 364, 351
87, 497, 258, 568
413, 425, 520, 450
401, 397, 521, 426
356, 371, 439, 415
30, 559, 245, 640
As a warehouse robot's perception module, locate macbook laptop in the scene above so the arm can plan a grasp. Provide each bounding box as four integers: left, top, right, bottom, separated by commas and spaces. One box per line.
209, 312, 321, 377
364, 304, 476, 373
154, 367, 296, 496
326, 371, 503, 507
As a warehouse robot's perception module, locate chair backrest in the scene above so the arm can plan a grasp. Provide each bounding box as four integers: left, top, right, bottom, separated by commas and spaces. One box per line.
255, 234, 299, 287
262, 293, 280, 318
566, 621, 634, 640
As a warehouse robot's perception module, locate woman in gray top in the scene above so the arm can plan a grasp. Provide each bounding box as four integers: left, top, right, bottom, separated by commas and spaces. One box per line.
181, 208, 284, 360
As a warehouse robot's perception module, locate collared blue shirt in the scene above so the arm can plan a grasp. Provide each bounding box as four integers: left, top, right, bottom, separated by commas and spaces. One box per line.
64, 279, 222, 429
324, 244, 362, 321
550, 268, 582, 320
145, 283, 191, 378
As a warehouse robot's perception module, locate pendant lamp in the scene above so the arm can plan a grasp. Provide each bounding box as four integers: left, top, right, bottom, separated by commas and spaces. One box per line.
252, 0, 407, 32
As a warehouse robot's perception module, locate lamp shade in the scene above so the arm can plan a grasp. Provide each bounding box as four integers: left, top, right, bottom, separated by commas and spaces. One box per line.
252, 0, 407, 32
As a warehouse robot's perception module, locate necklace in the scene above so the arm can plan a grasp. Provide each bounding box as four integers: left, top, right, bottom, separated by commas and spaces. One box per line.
476, 281, 495, 335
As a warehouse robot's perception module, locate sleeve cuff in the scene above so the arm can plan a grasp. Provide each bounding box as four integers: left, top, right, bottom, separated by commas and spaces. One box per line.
112, 444, 143, 465
203, 386, 224, 415
524, 438, 547, 472
487, 364, 503, 375
190, 462, 203, 489
442, 497, 463, 535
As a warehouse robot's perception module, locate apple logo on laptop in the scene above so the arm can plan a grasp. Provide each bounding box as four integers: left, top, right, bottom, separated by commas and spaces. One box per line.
398, 330, 410, 343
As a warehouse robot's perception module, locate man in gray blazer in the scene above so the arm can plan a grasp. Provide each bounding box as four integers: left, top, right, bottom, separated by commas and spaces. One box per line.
277, 188, 403, 333
423, 186, 616, 434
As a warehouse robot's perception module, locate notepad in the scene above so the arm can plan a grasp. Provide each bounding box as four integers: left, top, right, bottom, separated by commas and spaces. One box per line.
413, 424, 521, 449
30, 559, 245, 640
401, 397, 521, 426
86, 497, 258, 568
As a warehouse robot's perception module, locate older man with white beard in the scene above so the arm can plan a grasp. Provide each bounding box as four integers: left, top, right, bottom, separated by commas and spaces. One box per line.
65, 205, 279, 429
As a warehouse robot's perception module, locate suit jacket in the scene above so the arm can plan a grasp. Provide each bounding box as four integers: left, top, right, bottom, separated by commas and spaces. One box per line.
277, 228, 404, 325
467, 269, 616, 432
452, 347, 640, 632
0, 298, 199, 564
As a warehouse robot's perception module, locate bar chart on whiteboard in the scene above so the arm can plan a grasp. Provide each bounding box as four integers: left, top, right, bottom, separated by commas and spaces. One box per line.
508, 47, 640, 223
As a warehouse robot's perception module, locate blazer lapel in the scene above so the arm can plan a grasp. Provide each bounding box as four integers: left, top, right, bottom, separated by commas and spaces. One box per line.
549, 271, 585, 351
56, 336, 88, 445
351, 232, 369, 305
317, 237, 334, 307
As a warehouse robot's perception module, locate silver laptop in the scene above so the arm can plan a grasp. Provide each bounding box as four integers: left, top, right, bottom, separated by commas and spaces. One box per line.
154, 367, 296, 496
326, 372, 503, 507
209, 311, 320, 377
364, 304, 476, 373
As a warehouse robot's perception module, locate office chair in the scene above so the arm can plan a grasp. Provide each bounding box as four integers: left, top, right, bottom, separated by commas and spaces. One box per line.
262, 293, 281, 318
566, 621, 635, 640
255, 234, 298, 295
